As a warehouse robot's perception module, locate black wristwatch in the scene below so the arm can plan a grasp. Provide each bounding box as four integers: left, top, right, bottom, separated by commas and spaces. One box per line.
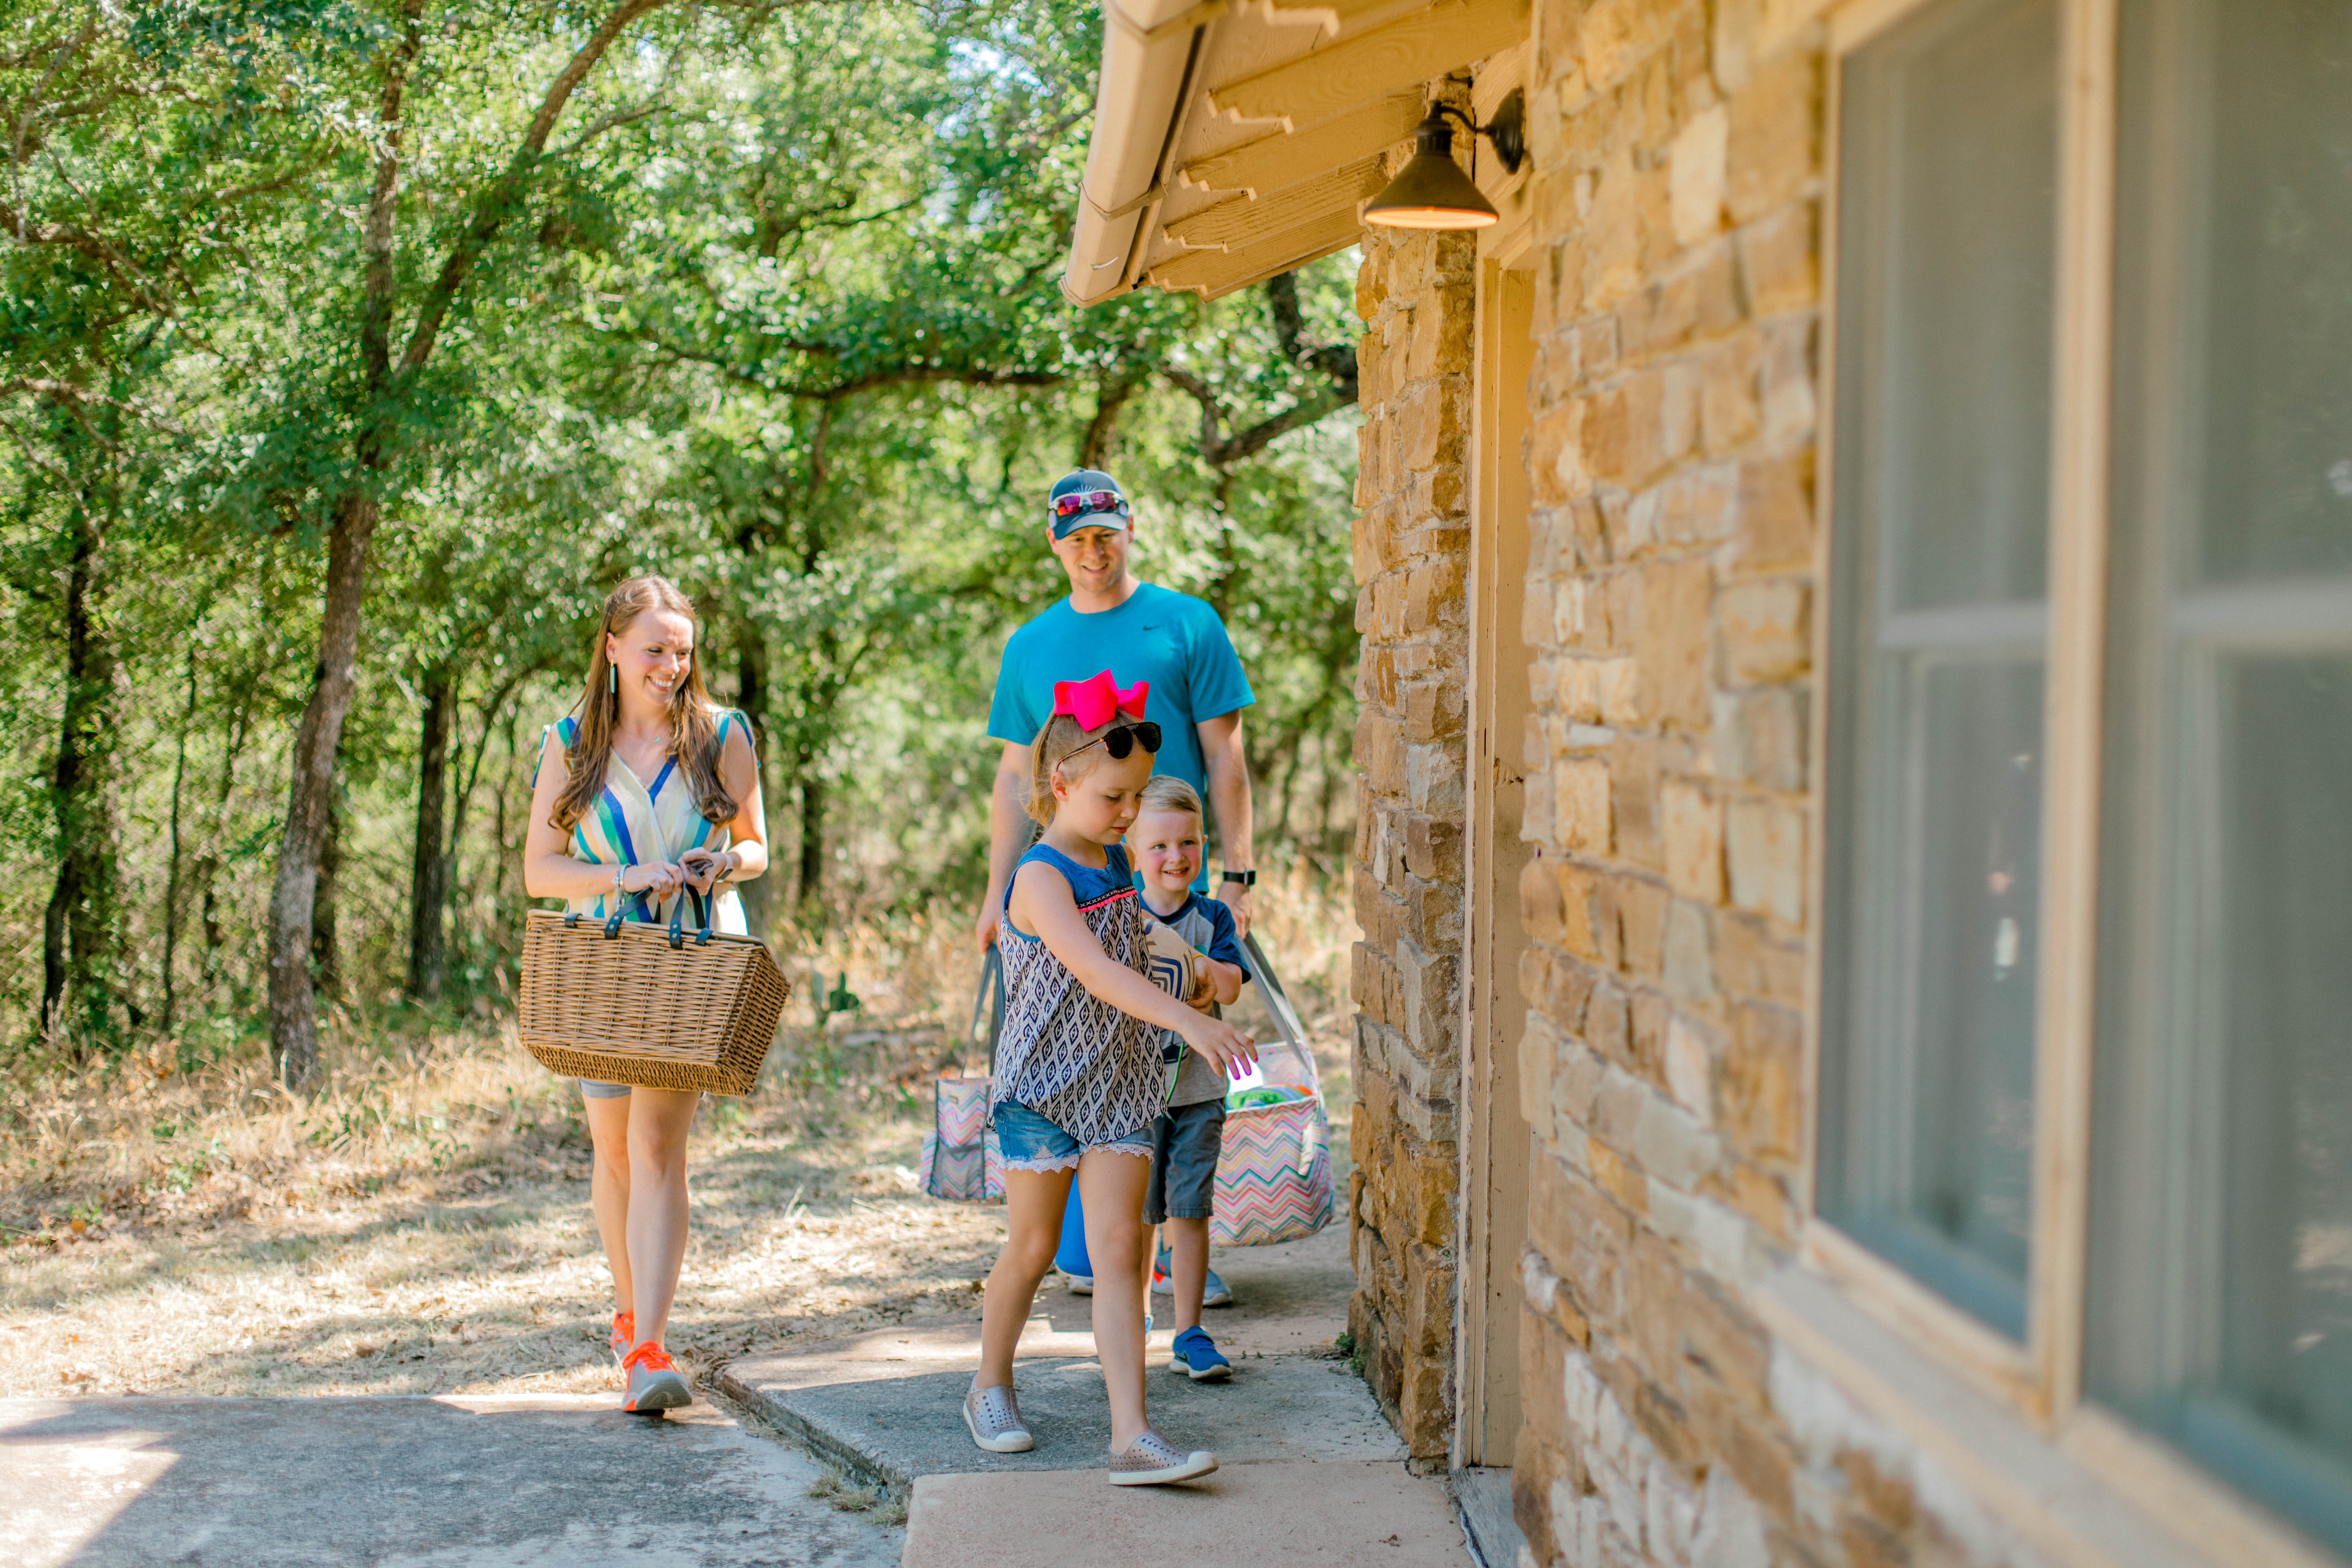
1222, 869, 1257, 887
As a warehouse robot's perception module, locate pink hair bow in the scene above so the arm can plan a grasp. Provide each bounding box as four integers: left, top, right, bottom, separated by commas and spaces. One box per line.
1051, 670, 1149, 731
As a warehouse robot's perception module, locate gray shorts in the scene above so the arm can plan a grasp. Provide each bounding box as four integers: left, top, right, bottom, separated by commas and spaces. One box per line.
578, 1079, 631, 1100
1145, 1099, 1227, 1224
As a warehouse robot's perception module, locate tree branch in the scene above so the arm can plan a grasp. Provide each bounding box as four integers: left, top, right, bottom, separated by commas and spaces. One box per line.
397, 0, 677, 378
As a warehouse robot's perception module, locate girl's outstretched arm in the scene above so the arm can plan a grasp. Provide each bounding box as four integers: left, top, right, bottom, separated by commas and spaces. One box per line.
1009, 862, 1256, 1076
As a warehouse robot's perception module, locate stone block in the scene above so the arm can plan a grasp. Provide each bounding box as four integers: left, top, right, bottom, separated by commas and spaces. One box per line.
1614, 877, 1668, 980
1722, 1001, 1803, 1161
1725, 797, 1805, 927
1740, 198, 1817, 317
1661, 780, 1725, 903
1405, 813, 1463, 882
1712, 909, 1806, 1010
1669, 103, 1729, 247
1699, 335, 1764, 454
1402, 674, 1467, 742
1609, 734, 1661, 871
1717, 579, 1811, 685
1557, 757, 1613, 855
1664, 1011, 1715, 1124
1635, 557, 1712, 731
1709, 684, 1810, 793
1761, 315, 1819, 444
1725, 46, 1817, 226
1407, 740, 1467, 816
1730, 450, 1814, 573
1408, 285, 1475, 379
1664, 897, 1715, 1003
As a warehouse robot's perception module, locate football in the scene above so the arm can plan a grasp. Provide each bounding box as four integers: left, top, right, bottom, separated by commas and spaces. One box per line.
1142, 919, 1200, 1001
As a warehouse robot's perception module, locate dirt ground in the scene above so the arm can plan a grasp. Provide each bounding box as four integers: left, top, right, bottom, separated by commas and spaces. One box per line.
2, 1002, 1353, 1404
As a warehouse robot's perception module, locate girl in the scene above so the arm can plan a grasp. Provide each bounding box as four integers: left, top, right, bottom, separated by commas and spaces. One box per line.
523, 575, 768, 1414
967, 669, 1256, 1485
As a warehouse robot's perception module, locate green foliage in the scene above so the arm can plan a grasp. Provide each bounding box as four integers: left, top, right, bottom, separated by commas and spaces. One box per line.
0, 0, 1361, 1063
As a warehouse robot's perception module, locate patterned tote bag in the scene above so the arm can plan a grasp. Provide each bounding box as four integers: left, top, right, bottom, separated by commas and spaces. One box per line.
1209, 933, 1337, 1247
920, 947, 1005, 1203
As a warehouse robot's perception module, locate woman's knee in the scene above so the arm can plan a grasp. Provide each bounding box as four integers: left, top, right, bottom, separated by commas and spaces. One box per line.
1087, 1214, 1144, 1268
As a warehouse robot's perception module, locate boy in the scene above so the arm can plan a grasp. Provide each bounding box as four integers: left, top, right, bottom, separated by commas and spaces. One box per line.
1130, 776, 1251, 1382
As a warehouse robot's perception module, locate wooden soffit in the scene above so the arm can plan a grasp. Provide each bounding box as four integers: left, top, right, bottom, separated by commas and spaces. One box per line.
1062, 0, 1533, 304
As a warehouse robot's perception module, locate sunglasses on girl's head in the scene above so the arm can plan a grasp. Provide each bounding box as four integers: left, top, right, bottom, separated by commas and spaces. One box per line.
1050, 489, 1131, 521
1064, 721, 1161, 763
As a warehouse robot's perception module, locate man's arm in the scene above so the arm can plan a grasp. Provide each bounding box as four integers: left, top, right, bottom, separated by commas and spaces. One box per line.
974, 740, 1032, 948
1197, 710, 1256, 935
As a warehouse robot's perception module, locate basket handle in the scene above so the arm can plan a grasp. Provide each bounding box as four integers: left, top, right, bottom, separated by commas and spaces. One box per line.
667, 887, 714, 949
964, 945, 1004, 1076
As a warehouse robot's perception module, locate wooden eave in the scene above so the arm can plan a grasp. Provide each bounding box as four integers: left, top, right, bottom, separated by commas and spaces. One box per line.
1063, 0, 1533, 304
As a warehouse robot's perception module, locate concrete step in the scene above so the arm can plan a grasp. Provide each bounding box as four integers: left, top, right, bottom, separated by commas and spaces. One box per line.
900, 1458, 1469, 1568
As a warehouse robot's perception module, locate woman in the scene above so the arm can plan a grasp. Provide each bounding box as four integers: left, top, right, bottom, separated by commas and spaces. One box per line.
524, 574, 768, 1413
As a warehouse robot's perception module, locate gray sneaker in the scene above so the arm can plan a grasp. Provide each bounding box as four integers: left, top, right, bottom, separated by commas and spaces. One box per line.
620, 1344, 691, 1414
964, 1382, 1034, 1453
1108, 1429, 1217, 1486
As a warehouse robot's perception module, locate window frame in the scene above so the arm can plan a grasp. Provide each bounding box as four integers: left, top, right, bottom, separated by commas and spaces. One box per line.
1801, 0, 2345, 1562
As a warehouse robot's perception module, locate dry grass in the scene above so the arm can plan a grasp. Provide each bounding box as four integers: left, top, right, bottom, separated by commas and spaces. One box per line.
0, 874, 1357, 1403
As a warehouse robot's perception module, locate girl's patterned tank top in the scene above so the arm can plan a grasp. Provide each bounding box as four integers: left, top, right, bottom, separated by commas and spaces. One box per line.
991, 842, 1165, 1148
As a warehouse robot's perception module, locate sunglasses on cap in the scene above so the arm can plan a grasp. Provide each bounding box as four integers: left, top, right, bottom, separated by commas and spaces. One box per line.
1049, 489, 1131, 522
1062, 721, 1162, 764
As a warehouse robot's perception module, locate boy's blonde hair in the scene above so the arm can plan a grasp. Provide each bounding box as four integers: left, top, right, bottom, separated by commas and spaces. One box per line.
1026, 714, 1129, 825
1137, 776, 1203, 819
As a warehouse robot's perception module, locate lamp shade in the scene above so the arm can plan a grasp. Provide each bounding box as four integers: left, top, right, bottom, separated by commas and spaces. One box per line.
1362, 115, 1498, 230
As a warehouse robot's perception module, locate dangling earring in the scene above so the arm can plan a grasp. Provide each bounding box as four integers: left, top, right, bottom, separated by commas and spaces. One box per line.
608, 662, 617, 695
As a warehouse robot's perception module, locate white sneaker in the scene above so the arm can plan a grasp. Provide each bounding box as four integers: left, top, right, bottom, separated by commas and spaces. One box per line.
964, 1382, 1034, 1453
1108, 1430, 1217, 1486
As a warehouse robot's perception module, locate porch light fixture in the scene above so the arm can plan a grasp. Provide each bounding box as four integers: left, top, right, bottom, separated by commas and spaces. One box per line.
1361, 89, 1528, 231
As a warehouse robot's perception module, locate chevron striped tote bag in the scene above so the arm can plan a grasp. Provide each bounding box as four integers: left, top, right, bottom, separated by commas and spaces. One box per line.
1209, 1080, 1335, 1247
1208, 933, 1335, 1247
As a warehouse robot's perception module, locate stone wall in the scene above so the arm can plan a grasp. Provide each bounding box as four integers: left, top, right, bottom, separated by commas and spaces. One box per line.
1346, 219, 1478, 1465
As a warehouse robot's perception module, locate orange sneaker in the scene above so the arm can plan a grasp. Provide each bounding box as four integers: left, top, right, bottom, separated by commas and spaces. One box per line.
608, 1310, 634, 1369
621, 1342, 691, 1414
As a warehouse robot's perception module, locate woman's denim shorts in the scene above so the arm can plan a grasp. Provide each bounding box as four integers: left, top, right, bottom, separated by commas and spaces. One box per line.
993, 1101, 1153, 1173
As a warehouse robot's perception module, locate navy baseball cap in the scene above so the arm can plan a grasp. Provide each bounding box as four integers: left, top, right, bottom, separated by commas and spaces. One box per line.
1047, 469, 1133, 538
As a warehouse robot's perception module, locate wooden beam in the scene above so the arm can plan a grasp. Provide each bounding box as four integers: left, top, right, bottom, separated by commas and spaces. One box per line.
1164, 154, 1386, 250
1181, 91, 1424, 196
1208, 0, 1530, 128
1149, 205, 1363, 294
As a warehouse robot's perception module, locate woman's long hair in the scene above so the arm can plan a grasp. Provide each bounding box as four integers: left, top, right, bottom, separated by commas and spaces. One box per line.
550, 575, 739, 833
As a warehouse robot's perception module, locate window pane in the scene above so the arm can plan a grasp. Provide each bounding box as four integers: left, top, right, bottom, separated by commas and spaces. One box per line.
2086, 0, 2352, 1552
1818, 0, 2058, 1340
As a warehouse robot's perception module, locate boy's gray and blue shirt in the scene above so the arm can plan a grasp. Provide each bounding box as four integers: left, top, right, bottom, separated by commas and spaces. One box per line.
1146, 892, 1252, 1107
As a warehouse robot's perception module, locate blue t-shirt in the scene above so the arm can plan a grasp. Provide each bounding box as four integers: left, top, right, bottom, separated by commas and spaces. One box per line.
987, 583, 1254, 806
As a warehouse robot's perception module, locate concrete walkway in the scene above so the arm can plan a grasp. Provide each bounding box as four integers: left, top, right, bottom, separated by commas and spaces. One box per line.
4, 1393, 900, 1568
718, 1225, 1474, 1567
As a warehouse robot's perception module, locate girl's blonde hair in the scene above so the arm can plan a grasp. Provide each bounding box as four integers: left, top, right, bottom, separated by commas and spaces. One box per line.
550, 575, 738, 833
1026, 713, 1137, 825
1138, 776, 1202, 818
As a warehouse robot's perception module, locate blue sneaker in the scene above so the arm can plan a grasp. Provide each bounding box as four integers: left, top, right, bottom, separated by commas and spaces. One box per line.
1167, 1326, 1232, 1382
1152, 1247, 1234, 1308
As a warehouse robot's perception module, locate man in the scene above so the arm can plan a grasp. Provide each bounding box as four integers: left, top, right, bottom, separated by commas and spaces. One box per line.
975, 468, 1259, 945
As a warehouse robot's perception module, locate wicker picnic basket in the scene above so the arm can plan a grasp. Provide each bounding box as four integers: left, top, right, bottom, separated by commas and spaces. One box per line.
517, 895, 791, 1096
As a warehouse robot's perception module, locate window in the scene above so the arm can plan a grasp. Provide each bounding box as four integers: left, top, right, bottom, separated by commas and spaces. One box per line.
1818, 0, 2060, 1341
1818, 0, 2352, 1554
2084, 0, 2352, 1553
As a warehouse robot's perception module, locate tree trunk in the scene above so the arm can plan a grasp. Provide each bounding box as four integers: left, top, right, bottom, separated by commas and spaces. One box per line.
41, 501, 119, 1053
797, 764, 825, 913
735, 629, 771, 937
407, 661, 454, 1000
312, 782, 342, 1003
268, 488, 376, 1089
197, 684, 248, 988
161, 643, 199, 1033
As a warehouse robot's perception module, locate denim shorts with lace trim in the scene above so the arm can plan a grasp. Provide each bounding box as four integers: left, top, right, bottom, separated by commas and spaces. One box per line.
992, 1101, 1153, 1173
